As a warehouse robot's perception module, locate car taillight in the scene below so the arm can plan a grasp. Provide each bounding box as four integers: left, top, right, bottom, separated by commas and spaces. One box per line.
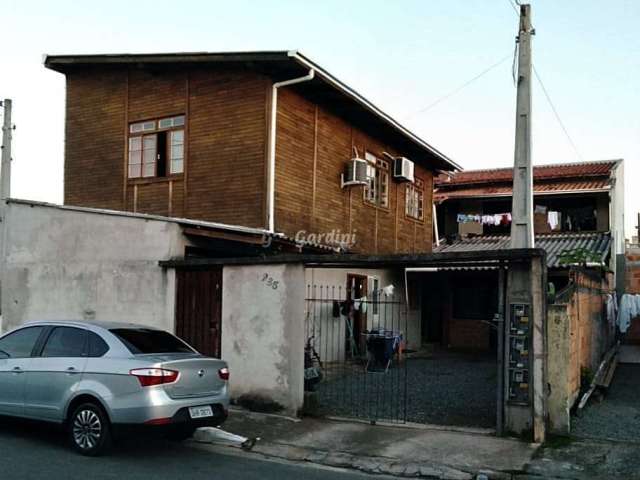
218, 367, 230, 381
130, 368, 179, 387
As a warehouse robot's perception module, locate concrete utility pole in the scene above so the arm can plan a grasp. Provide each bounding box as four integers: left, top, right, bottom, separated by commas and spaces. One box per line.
510, 4, 534, 248
1, 99, 12, 200
0, 98, 13, 332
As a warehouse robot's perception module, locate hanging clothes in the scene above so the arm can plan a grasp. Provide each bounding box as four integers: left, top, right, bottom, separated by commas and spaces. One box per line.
547, 211, 559, 230
606, 294, 618, 328
618, 294, 640, 334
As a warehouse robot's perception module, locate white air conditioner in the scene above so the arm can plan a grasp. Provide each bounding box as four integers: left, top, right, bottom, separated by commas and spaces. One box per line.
341, 158, 368, 188
393, 157, 415, 183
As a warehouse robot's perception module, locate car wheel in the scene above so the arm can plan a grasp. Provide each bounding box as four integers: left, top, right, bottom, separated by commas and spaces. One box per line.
68, 403, 112, 456
165, 426, 197, 442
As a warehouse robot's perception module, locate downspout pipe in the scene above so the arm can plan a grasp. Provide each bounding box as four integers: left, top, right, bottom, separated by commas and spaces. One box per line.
266, 69, 315, 232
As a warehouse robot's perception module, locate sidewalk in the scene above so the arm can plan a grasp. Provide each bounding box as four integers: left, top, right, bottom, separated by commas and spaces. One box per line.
193, 409, 539, 479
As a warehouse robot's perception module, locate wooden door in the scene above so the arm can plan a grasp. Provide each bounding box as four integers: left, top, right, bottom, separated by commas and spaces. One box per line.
175, 268, 222, 358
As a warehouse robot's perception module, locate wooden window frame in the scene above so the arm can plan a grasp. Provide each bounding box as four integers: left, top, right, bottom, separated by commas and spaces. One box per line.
128, 115, 186, 180
363, 151, 389, 209
405, 177, 425, 222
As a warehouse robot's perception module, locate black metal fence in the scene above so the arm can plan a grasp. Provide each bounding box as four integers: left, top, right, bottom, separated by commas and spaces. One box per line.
304, 285, 408, 424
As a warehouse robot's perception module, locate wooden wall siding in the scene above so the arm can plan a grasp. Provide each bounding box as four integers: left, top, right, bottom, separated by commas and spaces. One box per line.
64, 68, 268, 228
135, 181, 170, 217
65, 70, 127, 211
127, 69, 187, 122
186, 70, 268, 228
275, 88, 433, 254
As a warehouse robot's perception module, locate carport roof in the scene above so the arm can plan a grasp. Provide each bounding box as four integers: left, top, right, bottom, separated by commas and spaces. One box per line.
433, 232, 611, 269
159, 248, 547, 269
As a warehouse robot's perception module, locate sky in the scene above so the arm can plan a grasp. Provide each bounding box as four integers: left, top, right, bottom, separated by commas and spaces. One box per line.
1, 0, 639, 237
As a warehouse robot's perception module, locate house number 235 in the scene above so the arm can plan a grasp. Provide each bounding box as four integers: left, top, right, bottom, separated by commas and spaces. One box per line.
261, 273, 279, 290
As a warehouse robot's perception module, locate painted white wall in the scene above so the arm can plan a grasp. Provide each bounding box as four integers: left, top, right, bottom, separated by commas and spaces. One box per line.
304, 267, 422, 359
610, 161, 625, 282
221, 264, 305, 415
1, 201, 185, 333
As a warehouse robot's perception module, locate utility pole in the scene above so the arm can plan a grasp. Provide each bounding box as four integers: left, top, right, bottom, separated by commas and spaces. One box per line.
0, 99, 13, 333
1, 99, 12, 200
503, 5, 546, 443
510, 4, 534, 248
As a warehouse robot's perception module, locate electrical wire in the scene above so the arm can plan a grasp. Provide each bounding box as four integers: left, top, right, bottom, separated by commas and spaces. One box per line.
504, 0, 583, 161
406, 54, 512, 117
506, 0, 519, 15
533, 66, 583, 161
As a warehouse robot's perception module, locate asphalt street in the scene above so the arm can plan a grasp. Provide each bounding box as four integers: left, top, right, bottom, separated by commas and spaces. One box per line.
0, 417, 381, 480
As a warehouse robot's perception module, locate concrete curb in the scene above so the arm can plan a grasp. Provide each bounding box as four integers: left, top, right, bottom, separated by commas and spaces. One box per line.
193, 429, 515, 479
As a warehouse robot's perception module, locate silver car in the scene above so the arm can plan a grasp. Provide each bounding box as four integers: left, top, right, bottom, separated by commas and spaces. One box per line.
0, 321, 229, 455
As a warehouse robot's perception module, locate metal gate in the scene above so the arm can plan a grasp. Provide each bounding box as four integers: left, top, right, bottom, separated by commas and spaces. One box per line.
304, 284, 408, 424
175, 268, 222, 358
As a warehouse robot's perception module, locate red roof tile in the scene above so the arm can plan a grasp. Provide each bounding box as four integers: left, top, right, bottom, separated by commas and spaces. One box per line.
433, 178, 611, 202
435, 160, 619, 187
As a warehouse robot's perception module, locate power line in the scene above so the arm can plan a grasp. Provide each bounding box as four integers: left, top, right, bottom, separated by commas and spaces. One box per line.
406, 54, 512, 117
533, 66, 583, 161
506, 0, 519, 15
505, 0, 583, 161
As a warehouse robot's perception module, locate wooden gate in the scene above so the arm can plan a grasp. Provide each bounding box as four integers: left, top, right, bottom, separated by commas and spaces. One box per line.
175, 268, 222, 358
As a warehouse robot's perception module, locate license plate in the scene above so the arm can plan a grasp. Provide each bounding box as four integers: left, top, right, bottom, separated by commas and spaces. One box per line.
189, 405, 213, 419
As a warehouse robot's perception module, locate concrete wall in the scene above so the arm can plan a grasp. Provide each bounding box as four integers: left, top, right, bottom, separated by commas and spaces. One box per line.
546, 304, 575, 435
221, 264, 305, 416
1, 201, 186, 333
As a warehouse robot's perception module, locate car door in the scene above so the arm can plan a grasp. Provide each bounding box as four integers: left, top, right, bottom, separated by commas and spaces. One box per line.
0, 326, 46, 417
24, 326, 88, 421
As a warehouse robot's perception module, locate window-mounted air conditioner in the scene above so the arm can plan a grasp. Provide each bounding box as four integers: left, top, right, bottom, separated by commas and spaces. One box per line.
393, 157, 415, 183
341, 158, 368, 188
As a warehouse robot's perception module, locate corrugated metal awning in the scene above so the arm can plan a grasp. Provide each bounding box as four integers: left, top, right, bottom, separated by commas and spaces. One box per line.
433, 232, 611, 269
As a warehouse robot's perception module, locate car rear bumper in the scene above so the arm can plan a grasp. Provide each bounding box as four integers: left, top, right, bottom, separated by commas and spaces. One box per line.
107, 386, 230, 426
112, 403, 228, 437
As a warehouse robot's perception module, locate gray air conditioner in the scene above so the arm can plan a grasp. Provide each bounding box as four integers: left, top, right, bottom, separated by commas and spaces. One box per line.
341, 158, 368, 188
393, 157, 415, 183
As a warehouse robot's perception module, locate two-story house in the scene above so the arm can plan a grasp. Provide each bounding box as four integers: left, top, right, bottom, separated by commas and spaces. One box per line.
433, 160, 624, 290
45, 51, 460, 255
34, 51, 566, 437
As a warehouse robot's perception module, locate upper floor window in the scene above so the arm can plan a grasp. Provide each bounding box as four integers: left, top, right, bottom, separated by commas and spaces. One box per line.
406, 178, 424, 221
364, 152, 389, 208
128, 115, 185, 179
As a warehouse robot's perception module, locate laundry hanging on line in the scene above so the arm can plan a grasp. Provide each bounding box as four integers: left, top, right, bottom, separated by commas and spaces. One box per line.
456, 213, 512, 226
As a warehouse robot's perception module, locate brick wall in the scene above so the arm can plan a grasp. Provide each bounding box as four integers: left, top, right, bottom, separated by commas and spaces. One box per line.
626, 248, 640, 294
556, 269, 613, 394
625, 247, 640, 342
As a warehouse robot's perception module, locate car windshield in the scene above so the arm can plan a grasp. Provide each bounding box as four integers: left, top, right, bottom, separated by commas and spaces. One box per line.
110, 328, 195, 354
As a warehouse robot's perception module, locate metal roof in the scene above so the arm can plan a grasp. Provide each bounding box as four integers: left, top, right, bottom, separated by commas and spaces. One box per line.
433, 232, 611, 269
43, 50, 460, 172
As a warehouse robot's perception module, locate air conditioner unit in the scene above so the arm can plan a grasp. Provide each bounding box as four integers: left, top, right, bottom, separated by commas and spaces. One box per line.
341, 158, 368, 188
393, 157, 415, 183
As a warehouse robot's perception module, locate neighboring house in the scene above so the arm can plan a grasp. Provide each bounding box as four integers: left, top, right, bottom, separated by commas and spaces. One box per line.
430, 160, 623, 434
433, 160, 624, 289
0, 50, 582, 440
45, 51, 460, 255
